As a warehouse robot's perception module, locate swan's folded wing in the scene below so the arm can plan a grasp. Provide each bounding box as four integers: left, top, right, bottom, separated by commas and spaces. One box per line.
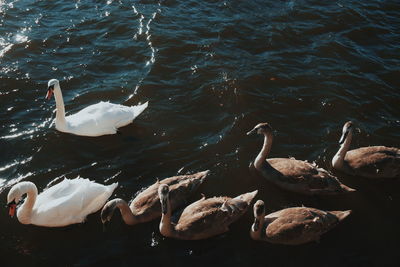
66, 102, 146, 135
33, 178, 115, 225
346, 146, 400, 177
265, 207, 337, 242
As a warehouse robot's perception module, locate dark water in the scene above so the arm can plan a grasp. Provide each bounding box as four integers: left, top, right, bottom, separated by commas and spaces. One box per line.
1, 0, 400, 266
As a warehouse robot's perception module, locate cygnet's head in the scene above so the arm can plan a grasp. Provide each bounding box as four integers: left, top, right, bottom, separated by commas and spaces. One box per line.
247, 122, 273, 136
339, 121, 354, 145
252, 200, 265, 232
253, 200, 265, 218
46, 79, 60, 100
100, 199, 118, 224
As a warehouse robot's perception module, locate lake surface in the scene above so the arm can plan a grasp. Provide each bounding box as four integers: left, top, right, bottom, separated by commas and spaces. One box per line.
1, 0, 399, 266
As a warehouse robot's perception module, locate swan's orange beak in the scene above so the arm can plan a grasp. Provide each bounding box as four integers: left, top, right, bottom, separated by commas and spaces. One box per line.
8, 203, 16, 217
46, 88, 53, 100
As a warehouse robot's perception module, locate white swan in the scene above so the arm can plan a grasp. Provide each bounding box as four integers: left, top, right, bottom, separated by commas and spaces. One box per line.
7, 178, 118, 227
46, 79, 148, 137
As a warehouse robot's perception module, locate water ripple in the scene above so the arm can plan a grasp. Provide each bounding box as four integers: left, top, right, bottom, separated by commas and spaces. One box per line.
0, 0, 400, 265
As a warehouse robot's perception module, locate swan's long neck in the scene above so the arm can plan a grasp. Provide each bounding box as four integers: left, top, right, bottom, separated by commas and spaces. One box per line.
254, 132, 273, 170
332, 131, 352, 170
17, 183, 38, 224
53, 84, 67, 130
250, 214, 265, 240
159, 194, 174, 237
115, 199, 139, 225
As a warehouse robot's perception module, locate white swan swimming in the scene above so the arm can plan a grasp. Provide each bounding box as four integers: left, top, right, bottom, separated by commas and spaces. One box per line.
7, 178, 118, 227
46, 79, 148, 137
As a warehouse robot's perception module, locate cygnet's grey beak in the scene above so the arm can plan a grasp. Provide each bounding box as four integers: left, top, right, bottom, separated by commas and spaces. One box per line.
339, 130, 348, 145
161, 196, 168, 215
247, 128, 257, 136
102, 221, 110, 232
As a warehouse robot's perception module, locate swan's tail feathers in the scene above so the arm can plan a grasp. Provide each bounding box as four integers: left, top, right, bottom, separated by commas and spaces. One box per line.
195, 170, 210, 184
187, 170, 210, 192
331, 210, 352, 222
235, 190, 258, 205
131, 101, 149, 119
107, 182, 118, 195
340, 183, 356, 193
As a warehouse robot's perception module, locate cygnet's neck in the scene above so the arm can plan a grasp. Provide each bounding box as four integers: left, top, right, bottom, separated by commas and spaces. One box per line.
115, 199, 139, 225
332, 131, 353, 169
254, 132, 273, 170
250, 215, 265, 240
159, 195, 174, 237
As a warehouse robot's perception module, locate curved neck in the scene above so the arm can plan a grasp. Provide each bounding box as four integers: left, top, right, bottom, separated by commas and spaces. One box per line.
159, 195, 173, 237
53, 84, 67, 129
254, 132, 273, 170
332, 131, 353, 169
115, 199, 138, 225
250, 214, 265, 240
17, 183, 38, 224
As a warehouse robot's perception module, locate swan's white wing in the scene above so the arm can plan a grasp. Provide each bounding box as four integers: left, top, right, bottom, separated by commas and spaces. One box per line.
64, 101, 148, 136
31, 178, 117, 227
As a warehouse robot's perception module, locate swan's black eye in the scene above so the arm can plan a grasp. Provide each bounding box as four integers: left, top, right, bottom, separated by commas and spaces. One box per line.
48, 85, 54, 90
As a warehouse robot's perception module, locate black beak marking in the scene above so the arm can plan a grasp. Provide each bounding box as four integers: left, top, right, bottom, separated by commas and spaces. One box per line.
161, 197, 168, 215
6, 200, 16, 208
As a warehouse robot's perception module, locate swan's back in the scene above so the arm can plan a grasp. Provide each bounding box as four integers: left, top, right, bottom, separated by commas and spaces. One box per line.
264, 207, 351, 245
173, 191, 257, 240
263, 158, 353, 194
131, 171, 208, 222
65, 101, 148, 136
173, 197, 234, 239
345, 146, 400, 178
32, 178, 117, 227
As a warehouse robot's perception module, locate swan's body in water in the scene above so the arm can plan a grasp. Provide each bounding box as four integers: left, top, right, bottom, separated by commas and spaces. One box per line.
101, 170, 209, 226
332, 121, 400, 178
250, 200, 351, 245
158, 183, 257, 240
7, 178, 117, 227
247, 122, 355, 195
46, 79, 148, 137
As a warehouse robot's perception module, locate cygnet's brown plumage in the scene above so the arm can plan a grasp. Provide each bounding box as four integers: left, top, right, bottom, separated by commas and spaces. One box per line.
101, 170, 209, 225
247, 122, 355, 195
159, 184, 258, 240
332, 121, 400, 178
250, 200, 351, 245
